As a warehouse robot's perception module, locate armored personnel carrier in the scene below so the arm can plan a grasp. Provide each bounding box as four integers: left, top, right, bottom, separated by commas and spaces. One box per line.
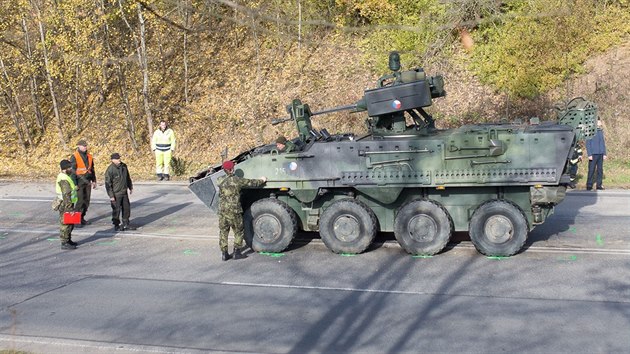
190, 52, 597, 257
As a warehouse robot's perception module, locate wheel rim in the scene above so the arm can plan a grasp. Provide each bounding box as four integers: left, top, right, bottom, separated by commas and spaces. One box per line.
332, 214, 361, 242
407, 214, 437, 242
484, 215, 513, 243
254, 214, 282, 243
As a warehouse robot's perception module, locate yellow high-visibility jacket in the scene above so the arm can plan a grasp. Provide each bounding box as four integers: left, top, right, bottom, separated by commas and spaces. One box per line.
152, 128, 176, 152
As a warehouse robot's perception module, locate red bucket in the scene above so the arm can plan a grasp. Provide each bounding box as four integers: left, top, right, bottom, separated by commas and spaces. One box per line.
63, 212, 82, 225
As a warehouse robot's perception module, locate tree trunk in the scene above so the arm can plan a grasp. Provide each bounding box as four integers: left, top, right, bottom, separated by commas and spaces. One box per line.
0, 57, 28, 152
75, 64, 82, 131
137, 3, 153, 139
35, 8, 67, 150
117, 0, 153, 140
183, 1, 190, 104
116, 65, 139, 152
22, 17, 45, 132
1, 93, 27, 153
101, 0, 139, 152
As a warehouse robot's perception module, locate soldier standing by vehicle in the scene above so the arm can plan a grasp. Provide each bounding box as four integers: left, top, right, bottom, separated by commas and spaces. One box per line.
69, 139, 96, 225
56, 159, 78, 250
104, 153, 135, 231
151, 120, 176, 181
275, 136, 296, 153
218, 160, 266, 261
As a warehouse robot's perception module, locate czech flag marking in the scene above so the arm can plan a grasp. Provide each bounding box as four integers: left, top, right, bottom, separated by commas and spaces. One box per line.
392, 99, 402, 109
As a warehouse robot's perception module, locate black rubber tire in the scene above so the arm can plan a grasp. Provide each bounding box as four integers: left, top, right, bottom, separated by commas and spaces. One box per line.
394, 199, 453, 255
319, 199, 377, 254
244, 198, 297, 253
469, 200, 529, 257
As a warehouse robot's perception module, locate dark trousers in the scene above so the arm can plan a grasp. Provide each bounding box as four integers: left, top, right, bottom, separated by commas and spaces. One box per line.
76, 180, 92, 218
58, 210, 74, 242
111, 193, 131, 226
586, 154, 604, 188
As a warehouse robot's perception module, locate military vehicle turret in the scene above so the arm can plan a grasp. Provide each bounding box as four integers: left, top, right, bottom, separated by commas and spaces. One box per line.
190, 52, 597, 257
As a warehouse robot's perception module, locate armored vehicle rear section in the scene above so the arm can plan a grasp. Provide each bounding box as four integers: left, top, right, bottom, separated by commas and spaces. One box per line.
190, 53, 597, 257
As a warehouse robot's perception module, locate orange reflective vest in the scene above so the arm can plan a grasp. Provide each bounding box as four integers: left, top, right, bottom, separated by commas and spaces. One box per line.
73, 151, 93, 176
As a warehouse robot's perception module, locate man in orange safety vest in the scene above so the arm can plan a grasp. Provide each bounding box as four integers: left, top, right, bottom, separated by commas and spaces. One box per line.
69, 139, 97, 225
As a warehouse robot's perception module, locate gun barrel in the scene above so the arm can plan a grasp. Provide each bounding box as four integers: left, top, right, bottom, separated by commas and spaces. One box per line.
271, 117, 292, 125
312, 103, 358, 116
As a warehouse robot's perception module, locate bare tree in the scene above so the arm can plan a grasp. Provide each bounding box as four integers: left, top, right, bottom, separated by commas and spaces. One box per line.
137, 3, 154, 138
21, 17, 45, 132
182, 0, 190, 104
101, 0, 139, 151
33, 1, 67, 149
117, 0, 154, 140
0, 57, 30, 151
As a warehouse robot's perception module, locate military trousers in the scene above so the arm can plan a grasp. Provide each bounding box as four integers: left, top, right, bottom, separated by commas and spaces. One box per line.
568, 162, 579, 181
110, 193, 131, 226
58, 210, 74, 242
76, 179, 92, 218
155, 150, 172, 175
218, 212, 244, 252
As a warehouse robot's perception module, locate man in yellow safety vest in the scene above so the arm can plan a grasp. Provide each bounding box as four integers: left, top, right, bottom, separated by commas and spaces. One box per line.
56, 159, 78, 250
151, 120, 176, 181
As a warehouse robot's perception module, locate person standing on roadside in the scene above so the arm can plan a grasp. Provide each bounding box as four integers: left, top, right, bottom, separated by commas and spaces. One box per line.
56, 159, 78, 250
151, 120, 176, 181
104, 153, 135, 231
217, 160, 266, 261
586, 118, 607, 191
70, 139, 96, 226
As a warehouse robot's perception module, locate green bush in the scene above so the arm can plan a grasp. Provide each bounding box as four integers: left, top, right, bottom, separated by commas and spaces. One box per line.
170, 157, 191, 177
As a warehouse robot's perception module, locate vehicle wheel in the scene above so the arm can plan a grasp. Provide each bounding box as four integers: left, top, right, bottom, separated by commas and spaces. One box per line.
469, 200, 529, 257
244, 198, 297, 253
319, 199, 377, 254
394, 199, 453, 255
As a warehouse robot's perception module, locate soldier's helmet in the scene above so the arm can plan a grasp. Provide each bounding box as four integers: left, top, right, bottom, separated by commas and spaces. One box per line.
276, 136, 287, 144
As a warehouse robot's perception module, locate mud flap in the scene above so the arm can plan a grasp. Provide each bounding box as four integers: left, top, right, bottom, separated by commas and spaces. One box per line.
188, 170, 226, 213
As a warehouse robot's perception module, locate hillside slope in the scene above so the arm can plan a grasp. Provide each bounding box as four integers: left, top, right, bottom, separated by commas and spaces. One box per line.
1, 39, 628, 186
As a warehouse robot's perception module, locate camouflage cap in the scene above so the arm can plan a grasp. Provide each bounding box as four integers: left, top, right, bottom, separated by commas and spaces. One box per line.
276, 136, 287, 144
77, 140, 88, 147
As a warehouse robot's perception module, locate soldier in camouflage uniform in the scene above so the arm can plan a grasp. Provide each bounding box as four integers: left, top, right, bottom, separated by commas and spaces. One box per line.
567, 144, 583, 189
56, 159, 78, 250
218, 160, 266, 261
275, 136, 297, 153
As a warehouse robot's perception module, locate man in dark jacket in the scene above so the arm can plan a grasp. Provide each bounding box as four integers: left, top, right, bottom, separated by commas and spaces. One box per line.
69, 139, 96, 225
585, 118, 607, 190
104, 153, 135, 231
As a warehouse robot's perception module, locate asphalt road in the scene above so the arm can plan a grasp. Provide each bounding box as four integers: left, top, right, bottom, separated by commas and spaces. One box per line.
0, 181, 629, 353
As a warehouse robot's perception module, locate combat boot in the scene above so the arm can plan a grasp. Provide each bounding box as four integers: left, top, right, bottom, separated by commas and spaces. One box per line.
233, 248, 247, 260
164, 174, 170, 181
221, 250, 231, 261
68, 240, 78, 246
157, 173, 164, 181
61, 242, 77, 250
